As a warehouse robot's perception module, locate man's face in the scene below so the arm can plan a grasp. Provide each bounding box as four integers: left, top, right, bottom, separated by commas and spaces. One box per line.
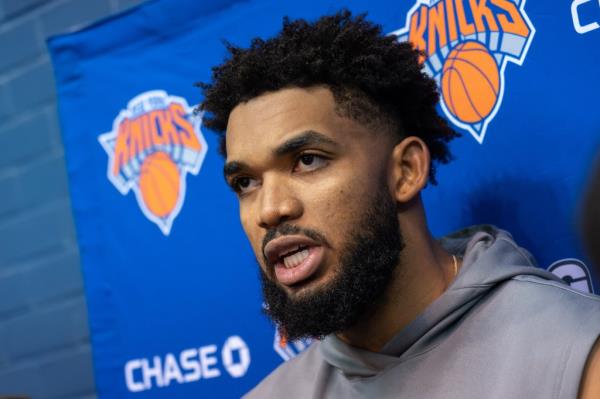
225, 86, 403, 338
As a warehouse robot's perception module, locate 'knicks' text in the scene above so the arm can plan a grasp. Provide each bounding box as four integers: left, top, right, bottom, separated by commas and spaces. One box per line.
407, 0, 530, 56
111, 103, 201, 177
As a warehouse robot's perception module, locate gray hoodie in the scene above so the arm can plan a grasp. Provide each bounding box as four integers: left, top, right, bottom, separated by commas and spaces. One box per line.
245, 226, 600, 398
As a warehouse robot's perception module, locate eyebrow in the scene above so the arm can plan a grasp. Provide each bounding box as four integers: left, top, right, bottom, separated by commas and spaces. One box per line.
223, 161, 248, 180
273, 130, 340, 157
223, 130, 339, 180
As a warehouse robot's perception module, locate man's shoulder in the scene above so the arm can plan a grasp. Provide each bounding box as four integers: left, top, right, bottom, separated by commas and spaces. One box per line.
243, 340, 325, 399
507, 273, 600, 314
504, 275, 600, 397
488, 273, 600, 339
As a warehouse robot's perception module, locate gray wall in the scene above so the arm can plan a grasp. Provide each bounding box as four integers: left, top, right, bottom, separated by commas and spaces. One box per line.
0, 0, 145, 397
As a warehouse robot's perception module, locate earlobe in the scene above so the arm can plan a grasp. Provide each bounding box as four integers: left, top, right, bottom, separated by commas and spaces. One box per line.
389, 136, 431, 203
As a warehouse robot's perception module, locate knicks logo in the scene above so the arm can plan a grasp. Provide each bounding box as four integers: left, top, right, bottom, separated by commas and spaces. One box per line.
98, 90, 208, 235
392, 0, 535, 143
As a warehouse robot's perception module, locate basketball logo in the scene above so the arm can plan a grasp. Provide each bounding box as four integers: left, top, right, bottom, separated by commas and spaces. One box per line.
442, 41, 500, 124
139, 151, 181, 218
392, 0, 535, 143
99, 90, 208, 235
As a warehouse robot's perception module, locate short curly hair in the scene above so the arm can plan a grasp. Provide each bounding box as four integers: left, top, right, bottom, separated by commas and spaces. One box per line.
198, 10, 459, 183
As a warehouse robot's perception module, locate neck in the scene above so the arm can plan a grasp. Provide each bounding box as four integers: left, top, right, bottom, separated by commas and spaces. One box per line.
336, 198, 456, 352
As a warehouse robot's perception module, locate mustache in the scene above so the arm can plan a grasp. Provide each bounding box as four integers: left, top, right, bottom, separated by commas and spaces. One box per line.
261, 224, 331, 264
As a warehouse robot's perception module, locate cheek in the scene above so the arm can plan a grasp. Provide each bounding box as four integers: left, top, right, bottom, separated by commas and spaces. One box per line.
239, 204, 265, 265
239, 205, 251, 233
302, 177, 365, 246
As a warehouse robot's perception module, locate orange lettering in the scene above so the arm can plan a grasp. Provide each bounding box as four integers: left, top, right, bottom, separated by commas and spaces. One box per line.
490, 0, 529, 36
170, 103, 200, 151
112, 119, 129, 176
455, 0, 475, 36
156, 109, 181, 147
428, 2, 448, 54
409, 5, 428, 55
445, 0, 459, 43
470, 0, 499, 32
142, 116, 152, 150
128, 117, 146, 161
148, 112, 166, 147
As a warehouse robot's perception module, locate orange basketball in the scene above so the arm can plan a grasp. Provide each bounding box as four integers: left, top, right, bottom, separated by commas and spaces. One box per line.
441, 41, 500, 124
139, 151, 180, 218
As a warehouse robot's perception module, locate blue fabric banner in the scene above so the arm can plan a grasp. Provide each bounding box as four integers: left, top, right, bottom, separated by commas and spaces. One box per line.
48, 0, 600, 397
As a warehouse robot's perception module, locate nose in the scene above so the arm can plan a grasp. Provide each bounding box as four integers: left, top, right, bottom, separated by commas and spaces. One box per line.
257, 175, 303, 229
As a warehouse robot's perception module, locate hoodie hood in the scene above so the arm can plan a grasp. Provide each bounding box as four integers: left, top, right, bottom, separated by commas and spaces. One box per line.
319, 225, 563, 377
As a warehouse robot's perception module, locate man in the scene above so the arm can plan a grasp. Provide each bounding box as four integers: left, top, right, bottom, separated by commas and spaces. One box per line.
199, 11, 600, 398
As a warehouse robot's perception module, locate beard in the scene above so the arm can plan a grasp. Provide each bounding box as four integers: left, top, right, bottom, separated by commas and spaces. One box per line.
259, 187, 404, 341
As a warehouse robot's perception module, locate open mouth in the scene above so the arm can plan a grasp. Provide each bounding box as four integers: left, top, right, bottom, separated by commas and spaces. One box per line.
264, 236, 326, 287
280, 246, 310, 268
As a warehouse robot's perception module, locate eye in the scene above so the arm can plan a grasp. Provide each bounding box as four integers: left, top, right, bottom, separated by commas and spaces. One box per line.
231, 176, 259, 195
293, 153, 329, 172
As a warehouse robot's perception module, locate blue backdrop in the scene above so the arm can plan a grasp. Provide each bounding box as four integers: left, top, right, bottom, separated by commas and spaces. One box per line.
48, 0, 600, 397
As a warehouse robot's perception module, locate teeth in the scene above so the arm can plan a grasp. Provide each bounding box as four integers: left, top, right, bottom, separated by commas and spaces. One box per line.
283, 249, 309, 268
281, 246, 299, 257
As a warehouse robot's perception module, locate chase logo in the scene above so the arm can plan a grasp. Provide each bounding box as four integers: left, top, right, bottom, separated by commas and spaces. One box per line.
391, 0, 535, 143
99, 90, 208, 235
572, 0, 600, 34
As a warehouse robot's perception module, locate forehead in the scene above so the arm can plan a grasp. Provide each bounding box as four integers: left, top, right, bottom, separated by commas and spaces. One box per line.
225, 86, 363, 160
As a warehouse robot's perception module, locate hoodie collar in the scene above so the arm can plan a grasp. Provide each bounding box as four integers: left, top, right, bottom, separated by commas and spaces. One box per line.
320, 225, 562, 377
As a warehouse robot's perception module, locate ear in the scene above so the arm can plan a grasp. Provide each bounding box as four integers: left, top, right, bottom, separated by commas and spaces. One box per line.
389, 136, 430, 203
